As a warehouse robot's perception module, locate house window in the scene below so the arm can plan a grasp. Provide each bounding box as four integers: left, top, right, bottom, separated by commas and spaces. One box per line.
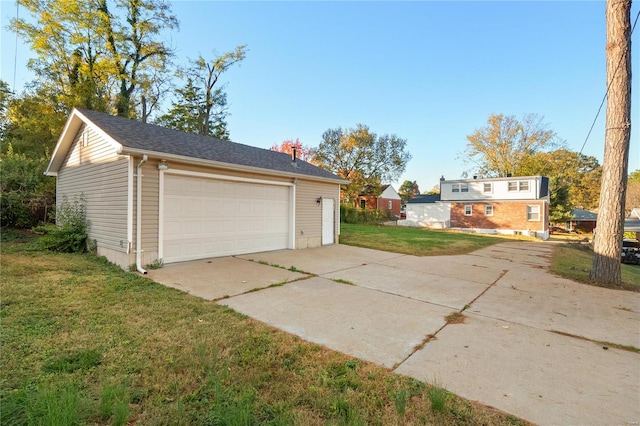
388, 200, 392, 210
508, 180, 529, 191
485, 205, 493, 216
464, 205, 472, 216
360, 199, 366, 209
527, 205, 540, 221
82, 131, 89, 147
483, 183, 492, 193
452, 183, 469, 193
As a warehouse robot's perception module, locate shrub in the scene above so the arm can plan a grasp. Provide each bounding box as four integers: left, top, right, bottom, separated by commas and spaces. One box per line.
0, 145, 55, 228
38, 195, 90, 253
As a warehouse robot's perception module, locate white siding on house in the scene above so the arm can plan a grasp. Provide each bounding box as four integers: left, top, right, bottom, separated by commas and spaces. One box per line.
380, 185, 401, 200
403, 203, 451, 228
441, 177, 542, 201
57, 124, 129, 253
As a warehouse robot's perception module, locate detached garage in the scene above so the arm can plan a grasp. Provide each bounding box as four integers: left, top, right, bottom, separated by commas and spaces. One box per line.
46, 108, 346, 272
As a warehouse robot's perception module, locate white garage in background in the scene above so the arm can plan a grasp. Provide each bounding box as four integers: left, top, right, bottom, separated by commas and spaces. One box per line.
46, 108, 347, 271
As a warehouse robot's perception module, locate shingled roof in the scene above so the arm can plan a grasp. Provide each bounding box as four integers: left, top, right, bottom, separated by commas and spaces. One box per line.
47, 108, 345, 183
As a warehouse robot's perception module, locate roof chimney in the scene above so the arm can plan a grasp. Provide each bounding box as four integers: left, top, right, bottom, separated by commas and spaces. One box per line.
292, 146, 297, 163
440, 175, 445, 181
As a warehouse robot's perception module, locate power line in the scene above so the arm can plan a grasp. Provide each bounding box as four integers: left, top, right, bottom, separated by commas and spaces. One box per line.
579, 8, 639, 155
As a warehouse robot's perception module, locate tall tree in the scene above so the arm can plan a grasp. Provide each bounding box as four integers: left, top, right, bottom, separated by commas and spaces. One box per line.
156, 77, 229, 139
271, 138, 314, 162
520, 149, 602, 214
463, 113, 562, 177
398, 180, 420, 205
312, 124, 411, 204
12, 0, 178, 118
1, 88, 67, 158
590, 0, 631, 287
157, 46, 247, 139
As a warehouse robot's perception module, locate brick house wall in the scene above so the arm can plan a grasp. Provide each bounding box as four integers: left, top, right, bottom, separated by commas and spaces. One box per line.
360, 196, 401, 217
450, 201, 547, 232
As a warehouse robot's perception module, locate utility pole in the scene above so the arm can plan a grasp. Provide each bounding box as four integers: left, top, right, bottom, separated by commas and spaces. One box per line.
590, 0, 632, 286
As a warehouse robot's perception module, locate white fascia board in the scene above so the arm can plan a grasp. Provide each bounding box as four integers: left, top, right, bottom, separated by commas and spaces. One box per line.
119, 147, 349, 185
45, 108, 124, 175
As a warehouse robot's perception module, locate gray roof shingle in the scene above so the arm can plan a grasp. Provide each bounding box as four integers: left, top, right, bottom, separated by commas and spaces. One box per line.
78, 109, 344, 182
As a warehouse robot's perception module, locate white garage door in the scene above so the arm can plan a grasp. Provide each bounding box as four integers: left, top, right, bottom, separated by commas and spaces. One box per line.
162, 174, 291, 263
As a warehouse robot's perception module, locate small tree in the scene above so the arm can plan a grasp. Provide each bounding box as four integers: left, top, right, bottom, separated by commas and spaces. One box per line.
313, 124, 411, 204
398, 180, 420, 205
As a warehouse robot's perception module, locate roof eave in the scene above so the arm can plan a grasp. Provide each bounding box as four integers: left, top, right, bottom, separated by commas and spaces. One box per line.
45, 108, 124, 176
120, 147, 350, 185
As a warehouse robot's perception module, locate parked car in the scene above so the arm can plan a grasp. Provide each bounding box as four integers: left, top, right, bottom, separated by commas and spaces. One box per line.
400, 205, 406, 219
621, 239, 640, 265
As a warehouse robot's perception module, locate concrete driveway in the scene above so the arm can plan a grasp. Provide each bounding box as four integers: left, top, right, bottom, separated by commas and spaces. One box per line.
148, 242, 640, 425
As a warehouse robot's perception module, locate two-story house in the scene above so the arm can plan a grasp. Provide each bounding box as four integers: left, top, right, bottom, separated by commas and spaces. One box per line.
404, 176, 550, 239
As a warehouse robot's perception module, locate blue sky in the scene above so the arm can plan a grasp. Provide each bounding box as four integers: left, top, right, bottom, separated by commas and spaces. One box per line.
1, 1, 638, 192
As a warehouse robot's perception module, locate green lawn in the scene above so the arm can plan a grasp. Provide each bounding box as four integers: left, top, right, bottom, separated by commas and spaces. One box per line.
340, 223, 640, 290
550, 243, 640, 291
1, 230, 528, 425
339, 223, 509, 256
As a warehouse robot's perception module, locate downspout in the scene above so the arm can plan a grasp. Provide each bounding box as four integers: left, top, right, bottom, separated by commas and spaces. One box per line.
136, 155, 148, 274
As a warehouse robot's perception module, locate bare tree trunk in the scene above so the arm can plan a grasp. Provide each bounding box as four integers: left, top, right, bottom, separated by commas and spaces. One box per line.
590, 0, 632, 286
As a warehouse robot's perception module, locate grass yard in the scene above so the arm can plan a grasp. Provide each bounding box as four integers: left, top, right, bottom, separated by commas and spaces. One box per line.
341, 223, 640, 291
550, 243, 640, 291
0, 230, 528, 426
339, 223, 508, 256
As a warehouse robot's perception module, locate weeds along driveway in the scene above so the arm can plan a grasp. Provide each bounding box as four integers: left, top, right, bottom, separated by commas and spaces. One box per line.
217, 242, 640, 426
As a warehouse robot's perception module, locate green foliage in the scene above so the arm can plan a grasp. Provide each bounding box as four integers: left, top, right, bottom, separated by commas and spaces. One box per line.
42, 348, 102, 373
398, 180, 420, 205
428, 385, 449, 413
340, 204, 389, 224
313, 124, 411, 204
157, 45, 247, 139
12, 0, 178, 119
100, 383, 131, 426
38, 195, 89, 253
0, 382, 85, 426
0, 145, 55, 228
146, 258, 165, 270
520, 149, 602, 211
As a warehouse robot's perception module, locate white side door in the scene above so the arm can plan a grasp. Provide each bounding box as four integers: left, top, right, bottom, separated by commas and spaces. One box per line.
322, 198, 335, 245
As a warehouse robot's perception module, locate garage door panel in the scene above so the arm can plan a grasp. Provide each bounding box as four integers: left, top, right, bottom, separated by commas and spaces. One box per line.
163, 175, 291, 263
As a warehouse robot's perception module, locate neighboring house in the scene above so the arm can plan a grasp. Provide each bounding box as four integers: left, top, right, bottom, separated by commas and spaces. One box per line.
405, 194, 450, 228
564, 209, 598, 233
45, 108, 347, 271
625, 208, 640, 240
401, 176, 550, 239
358, 185, 402, 217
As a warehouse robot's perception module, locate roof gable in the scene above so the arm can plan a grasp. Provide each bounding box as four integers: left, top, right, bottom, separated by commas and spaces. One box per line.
47, 108, 346, 183
379, 185, 400, 200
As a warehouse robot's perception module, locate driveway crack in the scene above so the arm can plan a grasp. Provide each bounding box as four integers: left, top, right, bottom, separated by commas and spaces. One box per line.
392, 268, 510, 371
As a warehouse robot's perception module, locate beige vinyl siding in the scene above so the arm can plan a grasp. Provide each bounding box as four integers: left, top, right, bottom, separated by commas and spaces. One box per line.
295, 179, 339, 247
57, 124, 129, 252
